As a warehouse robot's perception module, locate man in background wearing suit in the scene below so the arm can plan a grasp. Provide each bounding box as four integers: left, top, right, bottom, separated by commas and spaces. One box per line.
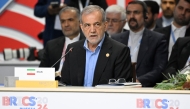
34, 0, 68, 47
67, 0, 108, 12
144, 0, 160, 31
112, 1, 168, 87
105, 5, 127, 36
156, 0, 176, 28
164, 37, 190, 79
61, 5, 132, 86
155, 0, 190, 58
39, 7, 85, 80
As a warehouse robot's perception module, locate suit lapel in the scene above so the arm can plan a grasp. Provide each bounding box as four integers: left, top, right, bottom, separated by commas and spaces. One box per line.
136, 29, 150, 69
179, 41, 190, 69
54, 37, 65, 69
76, 41, 86, 85
93, 35, 112, 86
185, 26, 190, 37
121, 31, 129, 46
165, 26, 171, 44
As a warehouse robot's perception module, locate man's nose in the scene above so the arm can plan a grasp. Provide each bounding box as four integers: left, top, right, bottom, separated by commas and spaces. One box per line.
64, 21, 69, 26
89, 25, 96, 32
107, 20, 113, 25
129, 13, 135, 18
166, 3, 171, 8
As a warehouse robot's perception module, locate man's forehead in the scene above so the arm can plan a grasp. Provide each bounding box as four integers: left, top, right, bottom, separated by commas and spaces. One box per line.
161, 0, 175, 2
82, 21, 102, 24
127, 4, 143, 11
61, 17, 75, 20
106, 13, 121, 18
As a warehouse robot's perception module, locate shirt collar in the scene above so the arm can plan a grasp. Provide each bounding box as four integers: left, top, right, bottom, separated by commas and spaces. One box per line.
83, 34, 105, 51
171, 22, 187, 31
129, 27, 145, 36
162, 16, 173, 23
65, 33, 80, 42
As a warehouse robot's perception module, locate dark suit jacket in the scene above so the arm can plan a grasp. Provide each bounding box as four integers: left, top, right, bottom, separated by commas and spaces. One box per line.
163, 37, 190, 79
67, 0, 108, 10
154, 25, 190, 45
61, 34, 132, 86
39, 33, 85, 71
111, 29, 168, 87
156, 17, 163, 28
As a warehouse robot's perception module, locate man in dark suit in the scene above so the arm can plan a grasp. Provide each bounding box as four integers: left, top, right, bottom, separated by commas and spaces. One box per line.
111, 1, 168, 87
61, 5, 132, 86
39, 7, 85, 80
144, 1, 160, 31
163, 37, 190, 79
156, 0, 176, 28
34, 0, 68, 47
155, 0, 190, 58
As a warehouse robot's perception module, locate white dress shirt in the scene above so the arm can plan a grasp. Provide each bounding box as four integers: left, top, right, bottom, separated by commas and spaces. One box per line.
128, 28, 144, 63
162, 16, 173, 27
168, 23, 187, 58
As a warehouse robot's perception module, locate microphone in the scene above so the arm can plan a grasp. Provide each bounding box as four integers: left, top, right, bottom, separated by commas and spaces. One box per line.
180, 63, 190, 74
51, 47, 73, 68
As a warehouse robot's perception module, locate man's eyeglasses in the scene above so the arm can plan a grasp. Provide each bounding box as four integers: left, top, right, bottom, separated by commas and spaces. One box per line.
106, 18, 125, 23
82, 22, 102, 30
108, 78, 126, 84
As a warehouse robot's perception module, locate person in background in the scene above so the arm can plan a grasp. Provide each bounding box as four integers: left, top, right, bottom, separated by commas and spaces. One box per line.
39, 7, 85, 80
105, 5, 127, 36
144, 0, 160, 31
111, 1, 168, 87
61, 5, 132, 86
156, 0, 176, 28
155, 0, 190, 58
34, 0, 70, 47
67, 0, 108, 12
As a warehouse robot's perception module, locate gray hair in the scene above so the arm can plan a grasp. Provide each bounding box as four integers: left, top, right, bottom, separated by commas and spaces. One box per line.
106, 5, 126, 20
80, 5, 106, 23
59, 6, 80, 19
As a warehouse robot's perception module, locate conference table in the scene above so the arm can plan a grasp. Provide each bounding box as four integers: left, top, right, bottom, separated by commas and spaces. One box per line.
0, 86, 189, 109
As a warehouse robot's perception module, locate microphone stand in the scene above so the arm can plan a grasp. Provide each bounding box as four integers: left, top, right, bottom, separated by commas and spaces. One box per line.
51, 47, 73, 68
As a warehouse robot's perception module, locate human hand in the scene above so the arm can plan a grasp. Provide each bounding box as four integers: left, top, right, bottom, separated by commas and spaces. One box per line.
55, 71, 61, 77
48, 4, 67, 15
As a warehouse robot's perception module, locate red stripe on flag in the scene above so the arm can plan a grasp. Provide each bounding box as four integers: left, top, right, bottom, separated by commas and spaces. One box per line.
27, 73, 35, 75
0, 35, 29, 52
126, 0, 132, 7
106, 0, 117, 6
0, 10, 44, 43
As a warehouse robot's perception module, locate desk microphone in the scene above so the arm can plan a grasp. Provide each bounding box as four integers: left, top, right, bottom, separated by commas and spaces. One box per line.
51, 47, 73, 68
180, 63, 190, 72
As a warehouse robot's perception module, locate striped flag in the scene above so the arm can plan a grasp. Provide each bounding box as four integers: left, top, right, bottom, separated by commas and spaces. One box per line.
27, 69, 35, 75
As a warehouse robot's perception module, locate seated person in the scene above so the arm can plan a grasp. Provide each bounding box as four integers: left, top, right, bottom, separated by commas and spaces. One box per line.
39, 7, 85, 80
61, 5, 132, 86
163, 37, 190, 79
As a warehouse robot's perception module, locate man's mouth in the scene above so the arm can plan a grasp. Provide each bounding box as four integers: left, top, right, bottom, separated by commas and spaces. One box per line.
90, 35, 97, 37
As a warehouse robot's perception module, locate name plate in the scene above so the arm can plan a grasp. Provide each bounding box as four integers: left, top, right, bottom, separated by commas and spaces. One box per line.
16, 80, 58, 88
14, 67, 55, 81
